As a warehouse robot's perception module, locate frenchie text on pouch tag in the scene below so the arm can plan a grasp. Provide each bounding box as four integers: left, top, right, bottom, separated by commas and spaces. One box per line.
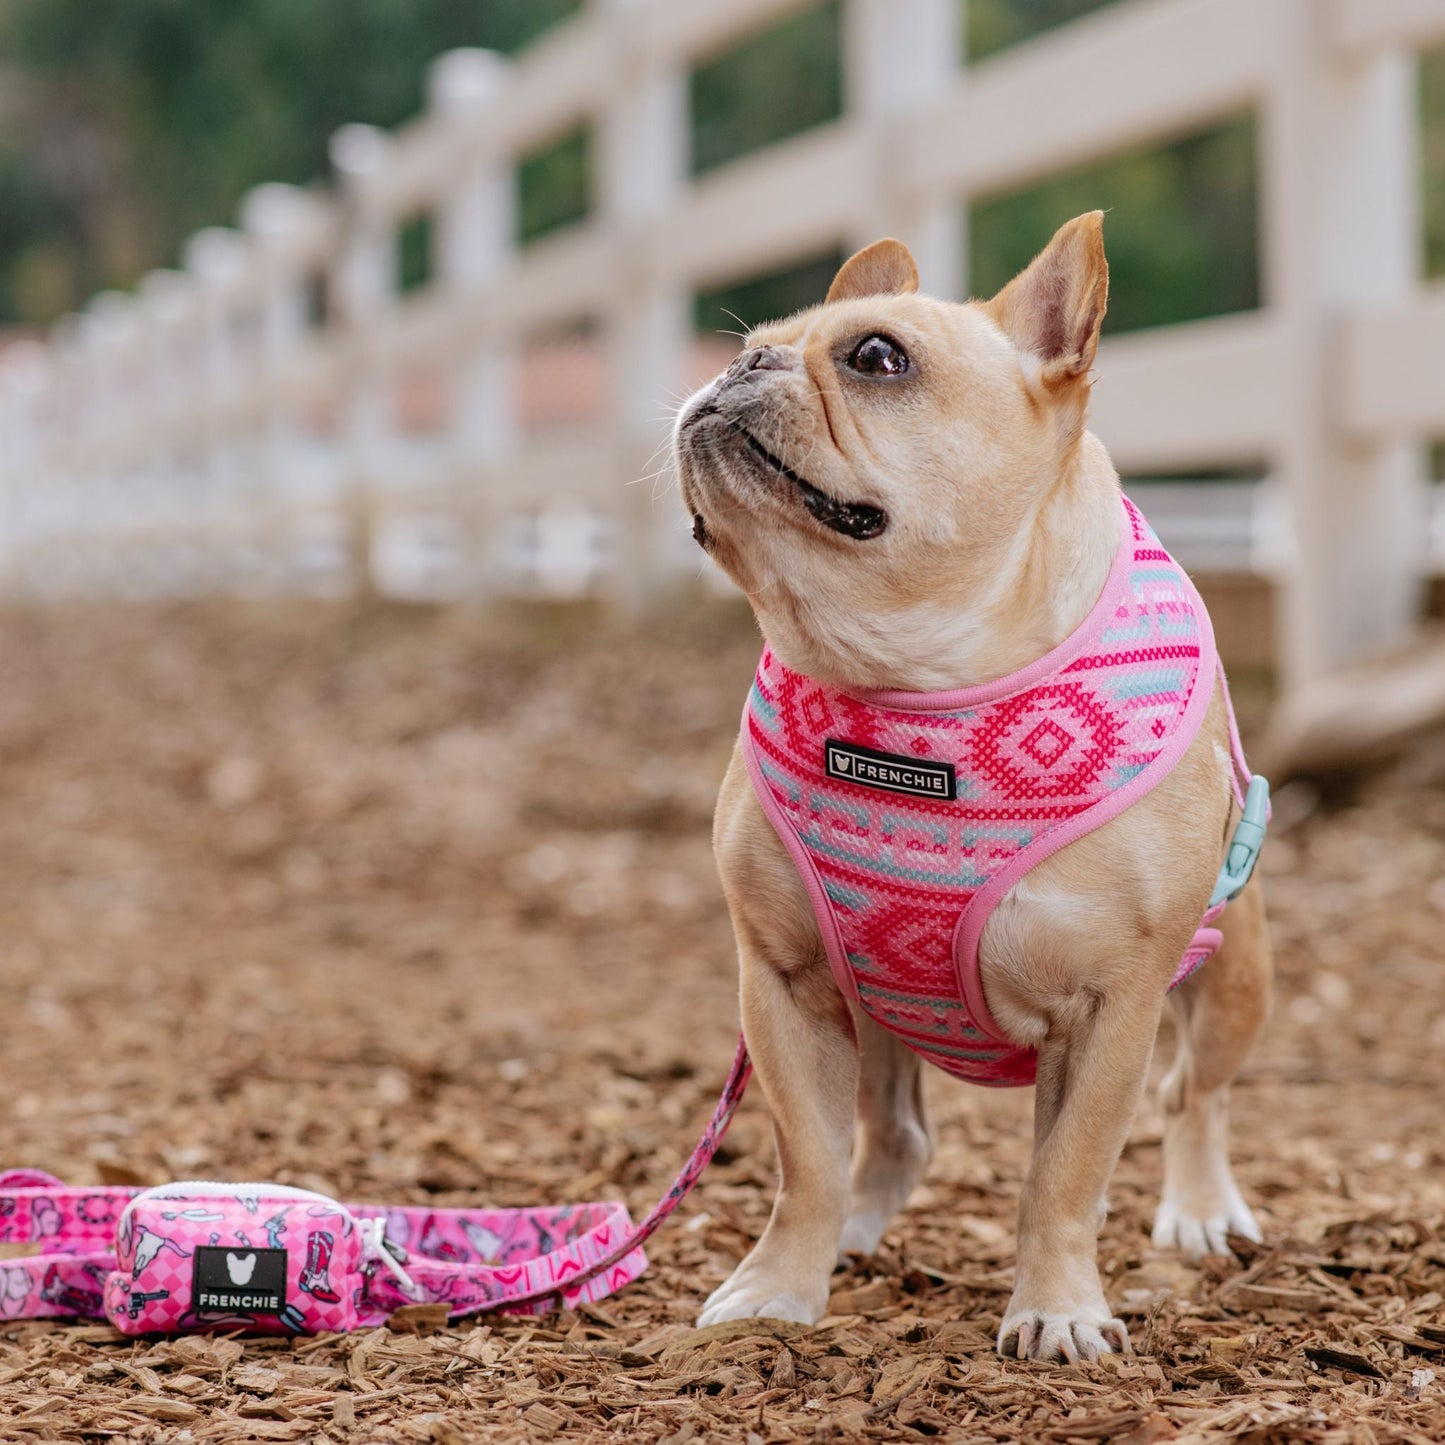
192, 1245, 288, 1314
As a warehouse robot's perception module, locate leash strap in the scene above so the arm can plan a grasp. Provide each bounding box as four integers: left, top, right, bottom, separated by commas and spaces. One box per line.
0, 1037, 752, 1328
475, 1033, 752, 1311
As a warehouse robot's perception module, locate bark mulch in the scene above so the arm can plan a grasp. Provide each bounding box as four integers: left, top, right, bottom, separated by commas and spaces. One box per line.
0, 599, 1442, 1444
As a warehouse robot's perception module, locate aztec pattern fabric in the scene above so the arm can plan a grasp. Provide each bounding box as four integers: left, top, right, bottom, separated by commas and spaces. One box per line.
742, 494, 1229, 1088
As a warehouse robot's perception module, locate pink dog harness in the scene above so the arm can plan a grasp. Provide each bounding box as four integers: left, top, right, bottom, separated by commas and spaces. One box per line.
743, 495, 1265, 1087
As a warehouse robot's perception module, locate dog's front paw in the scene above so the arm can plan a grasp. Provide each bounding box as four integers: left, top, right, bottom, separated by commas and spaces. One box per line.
697, 1261, 827, 1327
1152, 1182, 1261, 1260
997, 1305, 1131, 1364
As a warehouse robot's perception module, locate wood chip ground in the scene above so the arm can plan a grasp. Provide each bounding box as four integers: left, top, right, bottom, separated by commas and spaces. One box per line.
0, 600, 1442, 1443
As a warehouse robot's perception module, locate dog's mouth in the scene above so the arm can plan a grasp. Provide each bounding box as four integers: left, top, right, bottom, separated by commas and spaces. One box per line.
685, 404, 888, 541
732, 424, 889, 540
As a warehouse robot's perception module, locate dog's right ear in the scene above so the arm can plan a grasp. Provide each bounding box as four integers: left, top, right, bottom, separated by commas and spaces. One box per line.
983, 212, 1108, 390
827, 239, 920, 303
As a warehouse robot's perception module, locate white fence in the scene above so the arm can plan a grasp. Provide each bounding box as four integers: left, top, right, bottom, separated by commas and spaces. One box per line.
3, 0, 1445, 693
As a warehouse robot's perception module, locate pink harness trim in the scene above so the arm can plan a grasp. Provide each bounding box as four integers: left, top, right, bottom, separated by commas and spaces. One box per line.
0, 1039, 752, 1332
742, 495, 1252, 1087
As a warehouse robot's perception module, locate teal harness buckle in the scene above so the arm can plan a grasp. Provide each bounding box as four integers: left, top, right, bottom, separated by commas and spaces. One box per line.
1209, 774, 1269, 909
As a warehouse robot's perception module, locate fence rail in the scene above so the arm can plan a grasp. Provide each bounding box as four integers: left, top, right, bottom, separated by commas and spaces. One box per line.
3, 0, 1445, 694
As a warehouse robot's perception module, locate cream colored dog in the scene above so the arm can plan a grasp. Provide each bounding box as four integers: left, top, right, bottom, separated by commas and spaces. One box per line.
672, 214, 1272, 1363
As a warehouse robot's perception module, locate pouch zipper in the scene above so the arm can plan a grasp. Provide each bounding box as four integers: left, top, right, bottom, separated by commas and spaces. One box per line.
116, 1180, 357, 1254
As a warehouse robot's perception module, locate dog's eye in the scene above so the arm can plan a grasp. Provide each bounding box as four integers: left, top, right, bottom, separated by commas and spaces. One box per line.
848, 335, 909, 377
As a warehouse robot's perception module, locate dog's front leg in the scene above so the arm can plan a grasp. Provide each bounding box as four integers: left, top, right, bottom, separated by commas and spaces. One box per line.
998, 983, 1162, 1363
698, 942, 858, 1326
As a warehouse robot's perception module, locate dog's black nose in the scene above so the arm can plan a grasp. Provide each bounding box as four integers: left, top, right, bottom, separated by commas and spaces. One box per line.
729, 345, 792, 377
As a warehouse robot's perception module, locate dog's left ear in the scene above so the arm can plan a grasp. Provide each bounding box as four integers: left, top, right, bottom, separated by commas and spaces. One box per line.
827, 239, 920, 303
984, 212, 1108, 389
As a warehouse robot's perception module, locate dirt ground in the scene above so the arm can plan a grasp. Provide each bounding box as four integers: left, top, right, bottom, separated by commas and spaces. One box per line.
0, 598, 1443, 1444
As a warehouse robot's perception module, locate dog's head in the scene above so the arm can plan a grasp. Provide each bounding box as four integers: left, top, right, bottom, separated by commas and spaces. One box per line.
674, 213, 1110, 685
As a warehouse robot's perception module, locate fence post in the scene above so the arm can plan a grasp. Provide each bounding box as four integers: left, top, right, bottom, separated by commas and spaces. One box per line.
242, 183, 321, 589
1261, 2, 1429, 690
136, 269, 195, 479
843, 0, 965, 298
79, 293, 151, 591
426, 48, 516, 596
183, 229, 253, 592
330, 123, 398, 596
75, 296, 127, 484
26, 316, 84, 595
599, 0, 691, 606
0, 343, 47, 594
183, 227, 248, 468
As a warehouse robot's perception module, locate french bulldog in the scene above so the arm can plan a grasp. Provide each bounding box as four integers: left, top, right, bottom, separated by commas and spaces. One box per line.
672, 214, 1272, 1363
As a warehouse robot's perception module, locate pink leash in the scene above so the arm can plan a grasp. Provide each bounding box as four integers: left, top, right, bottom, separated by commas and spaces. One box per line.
0, 1038, 752, 1333
496, 1034, 753, 1310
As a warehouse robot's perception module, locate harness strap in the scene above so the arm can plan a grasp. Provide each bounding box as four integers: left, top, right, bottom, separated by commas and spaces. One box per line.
1214, 660, 1255, 809
1209, 661, 1270, 911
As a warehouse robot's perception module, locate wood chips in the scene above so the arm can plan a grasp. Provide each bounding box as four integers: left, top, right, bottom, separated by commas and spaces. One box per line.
0, 599, 1441, 1443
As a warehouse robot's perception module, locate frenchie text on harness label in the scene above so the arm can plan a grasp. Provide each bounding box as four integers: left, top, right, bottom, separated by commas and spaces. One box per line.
824, 740, 956, 800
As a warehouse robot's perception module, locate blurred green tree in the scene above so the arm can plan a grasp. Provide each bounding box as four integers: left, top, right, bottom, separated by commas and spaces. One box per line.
518, 127, 591, 245
0, 0, 1440, 344
696, 251, 846, 336
1425, 46, 1445, 279
969, 117, 1259, 332
691, 2, 841, 175
693, 0, 1256, 337
0, 0, 581, 322
964, 0, 1120, 60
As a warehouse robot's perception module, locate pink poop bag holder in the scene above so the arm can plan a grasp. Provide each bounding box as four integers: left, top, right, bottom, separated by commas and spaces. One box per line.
0, 1041, 751, 1336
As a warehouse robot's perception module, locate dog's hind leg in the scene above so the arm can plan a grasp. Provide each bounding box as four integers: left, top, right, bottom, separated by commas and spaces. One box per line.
1151, 873, 1272, 1258
838, 1010, 933, 1259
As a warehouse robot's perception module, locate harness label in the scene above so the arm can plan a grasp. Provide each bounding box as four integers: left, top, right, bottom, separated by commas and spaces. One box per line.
824, 739, 956, 800
192, 1246, 288, 1314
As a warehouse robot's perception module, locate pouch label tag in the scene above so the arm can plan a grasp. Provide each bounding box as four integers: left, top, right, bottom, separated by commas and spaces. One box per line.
192, 1245, 288, 1315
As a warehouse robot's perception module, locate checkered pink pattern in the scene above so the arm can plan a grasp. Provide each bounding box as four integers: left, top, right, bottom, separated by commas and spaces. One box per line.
103, 1187, 363, 1334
